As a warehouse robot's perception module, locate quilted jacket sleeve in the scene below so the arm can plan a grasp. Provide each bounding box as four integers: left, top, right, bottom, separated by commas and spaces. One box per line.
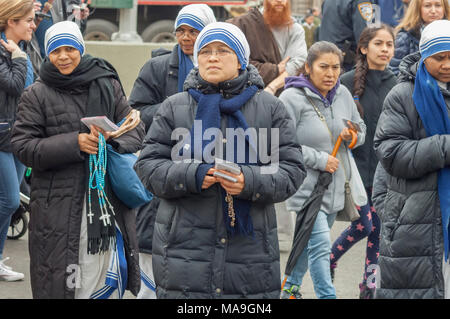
134, 96, 202, 199
11, 85, 85, 171
374, 83, 450, 179
389, 31, 414, 76
128, 56, 168, 130
0, 49, 27, 97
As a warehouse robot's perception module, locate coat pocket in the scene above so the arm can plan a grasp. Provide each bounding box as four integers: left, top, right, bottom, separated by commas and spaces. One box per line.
45, 172, 55, 208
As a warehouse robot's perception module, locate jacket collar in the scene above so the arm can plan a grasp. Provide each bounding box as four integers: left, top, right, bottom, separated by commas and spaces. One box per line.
169, 44, 180, 69
398, 51, 421, 82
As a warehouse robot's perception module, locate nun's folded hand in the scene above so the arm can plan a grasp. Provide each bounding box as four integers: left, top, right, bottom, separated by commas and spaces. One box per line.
78, 125, 111, 154
78, 132, 98, 155
90, 125, 111, 141
202, 168, 218, 190
216, 170, 245, 195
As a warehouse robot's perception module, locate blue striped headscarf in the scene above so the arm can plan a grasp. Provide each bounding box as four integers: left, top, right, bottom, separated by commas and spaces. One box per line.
174, 4, 216, 92
174, 4, 216, 32
193, 22, 250, 71
413, 20, 450, 261
44, 21, 85, 57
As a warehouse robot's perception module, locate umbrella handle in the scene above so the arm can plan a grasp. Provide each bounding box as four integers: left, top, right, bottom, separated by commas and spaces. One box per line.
331, 136, 342, 157
348, 130, 358, 149
331, 130, 358, 157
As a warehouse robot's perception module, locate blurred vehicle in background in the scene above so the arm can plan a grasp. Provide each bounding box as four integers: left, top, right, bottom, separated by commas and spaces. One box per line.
84, 0, 259, 42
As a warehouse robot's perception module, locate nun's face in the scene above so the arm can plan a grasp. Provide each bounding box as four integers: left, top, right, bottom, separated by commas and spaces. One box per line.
198, 42, 241, 86
175, 25, 200, 55
49, 46, 81, 75
424, 51, 450, 83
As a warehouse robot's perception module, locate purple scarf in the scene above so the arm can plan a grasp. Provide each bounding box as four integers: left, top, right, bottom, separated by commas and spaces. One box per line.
284, 74, 340, 107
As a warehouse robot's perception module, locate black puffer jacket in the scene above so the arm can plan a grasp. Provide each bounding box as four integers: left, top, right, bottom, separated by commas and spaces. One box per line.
135, 65, 306, 298
373, 52, 450, 299
129, 45, 179, 130
129, 45, 179, 255
11, 77, 145, 299
0, 43, 27, 152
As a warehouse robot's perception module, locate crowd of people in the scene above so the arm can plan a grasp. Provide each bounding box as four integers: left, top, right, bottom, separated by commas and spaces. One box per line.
0, 0, 450, 300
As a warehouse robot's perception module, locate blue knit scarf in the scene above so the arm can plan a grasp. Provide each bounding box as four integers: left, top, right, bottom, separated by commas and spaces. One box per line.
177, 45, 194, 92
186, 84, 259, 236
1, 32, 34, 88
413, 60, 450, 261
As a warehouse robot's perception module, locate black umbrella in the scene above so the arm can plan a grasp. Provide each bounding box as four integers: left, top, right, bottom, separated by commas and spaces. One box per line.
281, 129, 358, 291
283, 171, 333, 277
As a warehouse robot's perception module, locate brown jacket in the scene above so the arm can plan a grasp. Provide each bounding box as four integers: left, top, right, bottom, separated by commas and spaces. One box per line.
228, 8, 281, 86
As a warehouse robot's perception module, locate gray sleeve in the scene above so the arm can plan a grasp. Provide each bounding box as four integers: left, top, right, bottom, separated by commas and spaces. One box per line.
280, 90, 329, 171
237, 96, 306, 204
285, 23, 308, 76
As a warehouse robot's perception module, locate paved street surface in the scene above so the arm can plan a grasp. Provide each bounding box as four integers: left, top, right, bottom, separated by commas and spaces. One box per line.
0, 220, 365, 299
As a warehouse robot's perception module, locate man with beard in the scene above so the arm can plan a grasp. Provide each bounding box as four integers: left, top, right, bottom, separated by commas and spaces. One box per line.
228, 0, 307, 97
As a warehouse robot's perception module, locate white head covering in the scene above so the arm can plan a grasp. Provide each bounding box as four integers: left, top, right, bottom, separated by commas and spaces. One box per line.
44, 21, 85, 57
174, 4, 216, 31
193, 22, 250, 70
419, 20, 450, 60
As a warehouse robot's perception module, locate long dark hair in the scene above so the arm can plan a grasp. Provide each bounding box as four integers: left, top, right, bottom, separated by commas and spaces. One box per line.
353, 24, 394, 117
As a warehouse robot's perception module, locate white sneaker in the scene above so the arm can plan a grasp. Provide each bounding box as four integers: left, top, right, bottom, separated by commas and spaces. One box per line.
0, 257, 13, 270
0, 259, 24, 282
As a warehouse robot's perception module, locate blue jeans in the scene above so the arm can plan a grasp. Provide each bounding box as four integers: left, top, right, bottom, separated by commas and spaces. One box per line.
285, 210, 337, 299
0, 151, 26, 259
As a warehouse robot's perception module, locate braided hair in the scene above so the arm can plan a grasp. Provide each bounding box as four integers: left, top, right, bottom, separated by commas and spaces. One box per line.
353, 24, 394, 117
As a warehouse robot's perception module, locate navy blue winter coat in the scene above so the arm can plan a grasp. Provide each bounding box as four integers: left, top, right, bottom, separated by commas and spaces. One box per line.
389, 28, 420, 76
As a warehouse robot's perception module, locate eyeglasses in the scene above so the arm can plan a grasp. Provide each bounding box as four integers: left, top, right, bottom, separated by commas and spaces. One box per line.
198, 49, 234, 57
174, 29, 200, 38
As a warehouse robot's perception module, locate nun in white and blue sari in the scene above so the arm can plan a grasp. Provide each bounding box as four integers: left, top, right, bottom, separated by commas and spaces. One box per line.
130, 4, 216, 299
11, 21, 145, 299
135, 22, 306, 298
129, 4, 216, 130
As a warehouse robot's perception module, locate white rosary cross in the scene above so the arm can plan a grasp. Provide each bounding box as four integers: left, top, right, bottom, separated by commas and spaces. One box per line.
99, 213, 111, 226
87, 211, 94, 224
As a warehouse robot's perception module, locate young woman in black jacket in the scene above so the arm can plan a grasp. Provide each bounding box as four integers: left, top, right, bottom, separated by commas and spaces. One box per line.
0, 0, 35, 282
329, 24, 397, 299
